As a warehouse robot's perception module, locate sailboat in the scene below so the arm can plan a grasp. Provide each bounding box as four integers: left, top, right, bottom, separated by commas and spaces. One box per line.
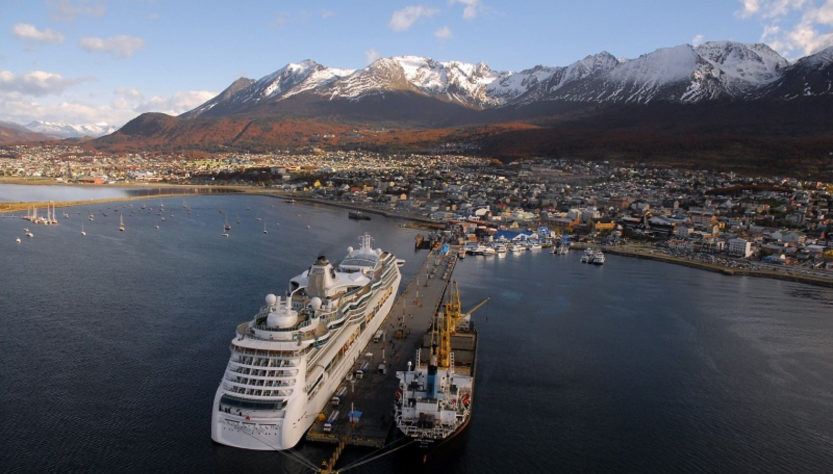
263, 222, 268, 234
81, 223, 86, 237
119, 213, 126, 232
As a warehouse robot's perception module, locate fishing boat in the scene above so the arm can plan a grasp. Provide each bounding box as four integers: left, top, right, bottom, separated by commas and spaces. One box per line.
211, 233, 402, 450
394, 282, 487, 458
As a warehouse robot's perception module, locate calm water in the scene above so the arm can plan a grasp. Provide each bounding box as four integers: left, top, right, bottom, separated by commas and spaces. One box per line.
1, 194, 832, 473
0, 183, 220, 203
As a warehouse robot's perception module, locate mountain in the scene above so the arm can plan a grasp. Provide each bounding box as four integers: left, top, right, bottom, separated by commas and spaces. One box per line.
25, 120, 117, 139
0, 121, 53, 144
94, 41, 833, 175
176, 42, 800, 116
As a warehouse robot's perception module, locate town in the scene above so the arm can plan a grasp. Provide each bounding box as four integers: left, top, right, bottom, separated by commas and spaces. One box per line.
2, 143, 832, 282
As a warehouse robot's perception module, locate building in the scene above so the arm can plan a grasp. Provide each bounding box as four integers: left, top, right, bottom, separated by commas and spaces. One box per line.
728, 237, 754, 258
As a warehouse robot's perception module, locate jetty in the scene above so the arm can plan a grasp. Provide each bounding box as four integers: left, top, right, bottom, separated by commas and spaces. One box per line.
305, 247, 458, 452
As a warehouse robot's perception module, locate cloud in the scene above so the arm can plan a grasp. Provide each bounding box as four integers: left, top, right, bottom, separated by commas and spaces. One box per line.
738, 0, 833, 57
692, 34, 705, 46
435, 26, 453, 40
0, 70, 86, 96
365, 48, 380, 64
451, 0, 484, 20
48, 0, 106, 21
79, 35, 146, 58
11, 23, 65, 47
269, 12, 289, 28
321, 10, 335, 19
389, 5, 438, 31
0, 88, 218, 127
133, 90, 217, 115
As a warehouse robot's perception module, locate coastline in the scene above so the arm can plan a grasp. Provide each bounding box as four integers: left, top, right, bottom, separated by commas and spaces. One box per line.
2, 181, 830, 288
601, 244, 833, 289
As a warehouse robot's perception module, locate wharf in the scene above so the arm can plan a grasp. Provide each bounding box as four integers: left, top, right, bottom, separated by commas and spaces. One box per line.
305, 247, 458, 448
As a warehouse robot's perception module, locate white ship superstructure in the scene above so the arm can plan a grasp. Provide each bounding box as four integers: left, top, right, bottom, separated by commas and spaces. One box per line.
211, 233, 401, 450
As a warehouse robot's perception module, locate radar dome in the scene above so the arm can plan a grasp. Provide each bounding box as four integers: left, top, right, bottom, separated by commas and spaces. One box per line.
267, 306, 297, 329
310, 297, 323, 311
265, 293, 277, 306
347, 246, 354, 254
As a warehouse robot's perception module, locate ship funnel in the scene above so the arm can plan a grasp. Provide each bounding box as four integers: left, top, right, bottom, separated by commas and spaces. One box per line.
307, 255, 337, 299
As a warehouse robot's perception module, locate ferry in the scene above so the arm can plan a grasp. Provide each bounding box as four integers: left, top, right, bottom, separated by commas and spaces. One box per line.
211, 233, 402, 450
394, 283, 487, 457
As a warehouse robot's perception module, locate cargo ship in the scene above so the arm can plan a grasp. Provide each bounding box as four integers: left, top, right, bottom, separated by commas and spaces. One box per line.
211, 233, 402, 450
393, 282, 487, 457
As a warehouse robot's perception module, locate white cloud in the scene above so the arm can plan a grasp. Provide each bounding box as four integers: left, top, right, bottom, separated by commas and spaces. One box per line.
451, 0, 484, 20
48, 0, 106, 21
692, 34, 705, 46
115, 87, 142, 100
365, 48, 380, 64
738, 0, 833, 57
79, 35, 146, 58
435, 26, 453, 40
0, 88, 218, 128
321, 10, 335, 19
11, 23, 65, 47
389, 5, 438, 31
269, 12, 289, 28
133, 90, 216, 115
0, 70, 85, 96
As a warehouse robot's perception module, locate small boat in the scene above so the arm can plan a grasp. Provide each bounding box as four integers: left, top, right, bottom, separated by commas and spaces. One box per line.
81, 224, 86, 237
592, 250, 605, 265
580, 248, 594, 263
348, 210, 371, 220
119, 213, 126, 232
263, 223, 268, 234
15, 237, 21, 244
26, 231, 34, 238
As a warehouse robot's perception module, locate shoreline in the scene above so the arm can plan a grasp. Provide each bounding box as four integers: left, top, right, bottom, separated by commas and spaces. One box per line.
601, 244, 833, 289
2, 182, 830, 288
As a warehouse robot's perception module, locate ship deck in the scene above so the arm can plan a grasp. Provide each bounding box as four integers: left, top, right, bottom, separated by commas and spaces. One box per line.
305, 247, 458, 448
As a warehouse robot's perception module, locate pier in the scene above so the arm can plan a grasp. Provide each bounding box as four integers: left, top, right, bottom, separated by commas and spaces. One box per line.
305, 247, 458, 452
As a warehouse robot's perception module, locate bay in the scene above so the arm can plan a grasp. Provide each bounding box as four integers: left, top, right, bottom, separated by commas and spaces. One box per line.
1, 193, 832, 473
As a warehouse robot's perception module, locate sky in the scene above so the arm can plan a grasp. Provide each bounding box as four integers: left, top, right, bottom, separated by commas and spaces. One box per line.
2, 0, 833, 129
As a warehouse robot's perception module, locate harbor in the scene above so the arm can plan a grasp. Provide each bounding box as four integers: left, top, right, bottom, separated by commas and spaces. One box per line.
304, 246, 459, 456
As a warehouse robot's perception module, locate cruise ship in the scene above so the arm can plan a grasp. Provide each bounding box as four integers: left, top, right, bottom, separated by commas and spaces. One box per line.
211, 233, 402, 450
394, 283, 487, 456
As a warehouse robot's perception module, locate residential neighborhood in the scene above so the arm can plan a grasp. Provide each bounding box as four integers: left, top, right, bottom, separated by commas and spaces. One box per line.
2, 144, 831, 277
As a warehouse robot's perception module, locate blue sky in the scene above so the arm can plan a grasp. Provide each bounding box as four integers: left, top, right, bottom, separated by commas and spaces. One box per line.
2, 0, 832, 128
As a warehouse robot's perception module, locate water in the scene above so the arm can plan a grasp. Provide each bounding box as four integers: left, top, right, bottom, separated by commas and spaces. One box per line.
1, 194, 832, 473
0, 183, 226, 203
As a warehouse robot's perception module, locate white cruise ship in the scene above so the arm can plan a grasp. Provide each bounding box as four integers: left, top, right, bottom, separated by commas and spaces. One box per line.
211, 233, 402, 450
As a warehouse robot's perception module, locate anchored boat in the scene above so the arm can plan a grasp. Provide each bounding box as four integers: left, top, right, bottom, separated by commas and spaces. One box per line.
394, 282, 488, 456
211, 233, 402, 450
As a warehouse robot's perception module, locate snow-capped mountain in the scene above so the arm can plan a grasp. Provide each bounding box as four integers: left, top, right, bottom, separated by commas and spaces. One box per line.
184, 41, 828, 119
182, 60, 353, 118
25, 120, 117, 138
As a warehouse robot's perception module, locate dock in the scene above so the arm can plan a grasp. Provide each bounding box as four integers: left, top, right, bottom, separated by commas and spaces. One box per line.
305, 247, 458, 449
